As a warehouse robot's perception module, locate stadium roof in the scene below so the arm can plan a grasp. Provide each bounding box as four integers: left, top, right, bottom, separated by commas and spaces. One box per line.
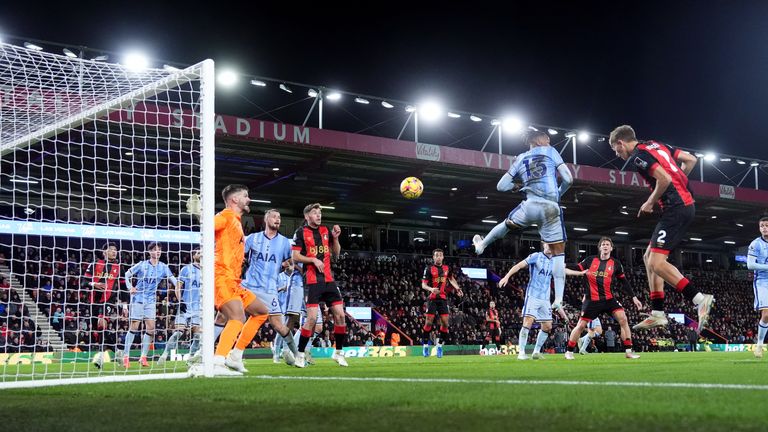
212, 115, 768, 251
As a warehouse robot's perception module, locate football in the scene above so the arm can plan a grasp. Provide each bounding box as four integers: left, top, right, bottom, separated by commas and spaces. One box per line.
400, 176, 424, 199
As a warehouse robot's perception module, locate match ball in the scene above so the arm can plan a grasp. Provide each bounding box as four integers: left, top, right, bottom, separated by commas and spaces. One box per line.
400, 176, 424, 199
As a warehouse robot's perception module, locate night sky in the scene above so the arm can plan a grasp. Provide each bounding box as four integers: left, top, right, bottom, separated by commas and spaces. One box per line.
4, 1, 768, 160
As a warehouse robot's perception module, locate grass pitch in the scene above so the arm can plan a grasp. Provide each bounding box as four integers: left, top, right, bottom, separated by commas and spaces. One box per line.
1, 352, 767, 431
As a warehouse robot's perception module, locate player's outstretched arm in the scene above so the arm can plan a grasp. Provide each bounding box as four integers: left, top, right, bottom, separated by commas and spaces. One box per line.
747, 255, 768, 271
448, 276, 463, 297
675, 150, 698, 176
564, 268, 586, 277
496, 172, 519, 192
499, 260, 528, 287
331, 225, 341, 258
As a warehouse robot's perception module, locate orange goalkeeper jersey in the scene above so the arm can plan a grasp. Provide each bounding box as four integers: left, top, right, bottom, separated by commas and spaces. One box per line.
214, 208, 245, 281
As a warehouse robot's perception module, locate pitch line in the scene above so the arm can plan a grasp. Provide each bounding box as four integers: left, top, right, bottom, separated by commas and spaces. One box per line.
248, 374, 768, 391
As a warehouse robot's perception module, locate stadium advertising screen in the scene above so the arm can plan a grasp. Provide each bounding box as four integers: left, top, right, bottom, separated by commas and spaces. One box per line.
462, 267, 488, 279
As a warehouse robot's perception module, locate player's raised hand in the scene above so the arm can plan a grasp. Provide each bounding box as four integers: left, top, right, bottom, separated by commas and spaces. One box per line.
637, 200, 654, 217
331, 225, 341, 238
456, 288, 464, 297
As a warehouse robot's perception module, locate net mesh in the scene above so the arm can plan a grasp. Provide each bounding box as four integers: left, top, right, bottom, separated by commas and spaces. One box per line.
0, 42, 211, 382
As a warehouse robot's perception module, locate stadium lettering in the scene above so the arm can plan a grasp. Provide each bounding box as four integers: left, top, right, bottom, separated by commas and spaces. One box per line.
215, 115, 227, 133
608, 170, 650, 188
236, 118, 250, 135
0, 352, 55, 365
482, 153, 516, 170
274, 123, 287, 140
294, 126, 310, 143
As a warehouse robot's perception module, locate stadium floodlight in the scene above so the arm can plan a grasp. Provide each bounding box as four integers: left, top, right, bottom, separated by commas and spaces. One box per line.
736, 159, 746, 165
751, 161, 760, 167
470, 115, 482, 122
711, 215, 717, 219
574, 227, 588, 232
326, 91, 342, 101
450, 187, 458, 191
405, 105, 417, 113
217, 70, 238, 87
252, 199, 272, 204
431, 215, 448, 220
528, 125, 539, 131
320, 205, 336, 210
502, 116, 524, 134
163, 64, 181, 72
381, 101, 394, 109
620, 210, 629, 215
62, 48, 78, 58
704, 153, 717, 162
123, 52, 150, 72
279, 83, 293, 93
578, 131, 590, 143
250, 79, 267, 87
349, 233, 357, 237
375, 210, 394, 215
447, 112, 461, 118
615, 231, 629, 235
690, 237, 703, 241
564, 132, 576, 138
694, 152, 704, 158
272, 167, 280, 171
307, 89, 318, 98
560, 205, 567, 209
476, 196, 488, 200
354, 97, 370, 104
417, 231, 427, 234
92, 54, 109, 62
736, 223, 744, 227
482, 219, 498, 224
720, 157, 731, 162
579, 249, 586, 253
706, 259, 713, 263
125, 151, 133, 156
724, 240, 736, 245
490, 119, 501, 126
547, 128, 559, 135
23, 42, 43, 51
419, 101, 443, 121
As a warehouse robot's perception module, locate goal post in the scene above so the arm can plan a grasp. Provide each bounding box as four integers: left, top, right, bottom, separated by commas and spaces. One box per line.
0, 42, 216, 387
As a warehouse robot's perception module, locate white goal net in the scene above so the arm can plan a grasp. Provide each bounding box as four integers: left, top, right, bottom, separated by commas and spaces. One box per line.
0, 42, 216, 387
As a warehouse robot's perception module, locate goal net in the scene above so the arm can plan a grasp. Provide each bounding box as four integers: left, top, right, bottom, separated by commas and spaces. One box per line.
0, 42, 216, 387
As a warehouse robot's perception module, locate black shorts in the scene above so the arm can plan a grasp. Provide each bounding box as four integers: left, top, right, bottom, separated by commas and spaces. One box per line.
306, 280, 343, 306
488, 327, 501, 339
426, 299, 449, 316
580, 298, 624, 321
649, 204, 695, 254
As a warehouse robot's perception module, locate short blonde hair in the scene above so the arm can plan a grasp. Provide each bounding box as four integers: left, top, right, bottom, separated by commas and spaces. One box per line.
609, 125, 636, 146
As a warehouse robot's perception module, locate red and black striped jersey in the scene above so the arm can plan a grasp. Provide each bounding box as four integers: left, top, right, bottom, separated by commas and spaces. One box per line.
486, 308, 499, 329
631, 141, 694, 210
577, 256, 633, 302
83, 259, 121, 304
422, 264, 450, 300
292, 224, 334, 284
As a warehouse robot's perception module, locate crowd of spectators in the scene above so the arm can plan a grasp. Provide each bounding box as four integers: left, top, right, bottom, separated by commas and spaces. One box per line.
0, 243, 763, 354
